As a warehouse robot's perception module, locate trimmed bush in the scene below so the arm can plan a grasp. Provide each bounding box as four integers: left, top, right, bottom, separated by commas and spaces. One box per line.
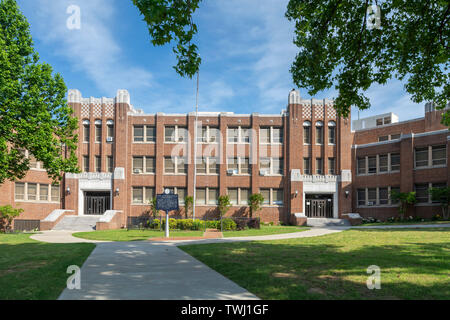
221, 218, 237, 231
151, 219, 161, 230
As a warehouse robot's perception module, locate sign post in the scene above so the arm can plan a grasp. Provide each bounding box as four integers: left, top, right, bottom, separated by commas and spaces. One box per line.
156, 189, 179, 238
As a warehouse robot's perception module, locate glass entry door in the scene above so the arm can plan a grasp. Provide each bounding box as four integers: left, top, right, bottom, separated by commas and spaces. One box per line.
305, 194, 333, 218
84, 192, 111, 215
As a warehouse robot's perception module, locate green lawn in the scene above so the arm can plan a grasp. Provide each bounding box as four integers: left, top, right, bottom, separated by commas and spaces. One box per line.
223, 225, 309, 237
361, 220, 450, 226
0, 233, 95, 300
73, 229, 204, 241
180, 228, 450, 300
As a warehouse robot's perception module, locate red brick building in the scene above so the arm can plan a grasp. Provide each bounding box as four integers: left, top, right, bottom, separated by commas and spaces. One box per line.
2, 89, 448, 229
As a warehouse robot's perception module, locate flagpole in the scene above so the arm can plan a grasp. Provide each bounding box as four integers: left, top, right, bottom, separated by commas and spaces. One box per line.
193, 71, 199, 220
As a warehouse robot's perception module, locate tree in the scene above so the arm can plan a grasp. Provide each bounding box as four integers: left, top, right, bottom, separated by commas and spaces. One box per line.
132, 0, 449, 122
429, 187, 450, 219
390, 190, 417, 219
0, 0, 79, 184
249, 193, 264, 219
217, 195, 232, 231
0, 205, 23, 233
184, 195, 193, 218
149, 197, 158, 218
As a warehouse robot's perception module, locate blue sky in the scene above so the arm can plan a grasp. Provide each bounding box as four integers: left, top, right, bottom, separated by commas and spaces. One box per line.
17, 0, 425, 121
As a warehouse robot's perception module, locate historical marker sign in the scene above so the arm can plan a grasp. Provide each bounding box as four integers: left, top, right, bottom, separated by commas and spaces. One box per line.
156, 194, 179, 212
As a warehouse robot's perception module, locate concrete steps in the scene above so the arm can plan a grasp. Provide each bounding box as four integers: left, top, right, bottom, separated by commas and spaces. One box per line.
307, 218, 351, 227
52, 216, 102, 231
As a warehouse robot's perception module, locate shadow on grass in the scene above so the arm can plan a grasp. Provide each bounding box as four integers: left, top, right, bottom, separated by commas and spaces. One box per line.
180, 228, 450, 300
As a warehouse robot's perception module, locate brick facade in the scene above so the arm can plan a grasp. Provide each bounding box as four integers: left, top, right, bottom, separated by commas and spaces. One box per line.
1, 89, 448, 227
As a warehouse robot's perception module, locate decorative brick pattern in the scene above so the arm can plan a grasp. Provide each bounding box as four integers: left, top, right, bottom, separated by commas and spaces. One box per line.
81, 103, 90, 118
314, 105, 324, 118
302, 105, 311, 119
93, 103, 102, 117
105, 103, 114, 118
327, 105, 337, 119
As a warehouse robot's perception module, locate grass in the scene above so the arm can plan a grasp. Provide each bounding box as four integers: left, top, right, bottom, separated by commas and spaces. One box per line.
73, 229, 204, 241
361, 220, 450, 226
0, 233, 95, 300
180, 228, 450, 300
73, 226, 310, 241
223, 225, 309, 237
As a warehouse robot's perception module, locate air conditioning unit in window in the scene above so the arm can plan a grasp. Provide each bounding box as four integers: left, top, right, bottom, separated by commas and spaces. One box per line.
227, 169, 238, 175
133, 169, 142, 174
106, 137, 114, 142
367, 201, 374, 206
260, 169, 269, 176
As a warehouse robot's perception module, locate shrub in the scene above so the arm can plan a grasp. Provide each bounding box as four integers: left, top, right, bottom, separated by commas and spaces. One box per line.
191, 220, 204, 230
177, 219, 194, 230
151, 219, 161, 230
221, 218, 237, 231
161, 218, 178, 230
204, 220, 220, 229
0, 205, 23, 233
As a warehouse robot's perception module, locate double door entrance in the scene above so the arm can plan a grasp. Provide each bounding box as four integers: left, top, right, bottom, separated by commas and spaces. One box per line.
305, 194, 333, 218
84, 192, 111, 215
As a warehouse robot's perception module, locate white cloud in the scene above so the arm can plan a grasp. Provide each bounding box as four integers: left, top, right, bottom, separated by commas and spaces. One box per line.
23, 0, 152, 95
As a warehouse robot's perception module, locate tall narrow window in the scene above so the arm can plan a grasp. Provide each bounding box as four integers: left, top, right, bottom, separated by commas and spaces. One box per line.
195, 188, 206, 205
368, 156, 376, 174
27, 183, 37, 201
367, 188, 376, 205
432, 145, 446, 166
260, 127, 270, 144
357, 157, 366, 175
132, 187, 143, 203
146, 126, 156, 142
83, 120, 90, 142
106, 120, 114, 141
95, 120, 102, 142
415, 184, 429, 203
316, 158, 323, 175
83, 156, 89, 172
15, 183, 25, 201
303, 158, 310, 175
40, 184, 49, 201
315, 121, 323, 144
273, 127, 283, 144
134, 126, 144, 142
379, 188, 389, 205
379, 155, 388, 173
328, 121, 336, 144
133, 157, 144, 173
107, 156, 114, 173
145, 157, 155, 174
328, 158, 335, 175
303, 121, 311, 144
415, 147, 428, 167
228, 188, 238, 205
95, 156, 101, 172
165, 126, 176, 142
51, 185, 60, 202
357, 189, 366, 206
390, 153, 400, 171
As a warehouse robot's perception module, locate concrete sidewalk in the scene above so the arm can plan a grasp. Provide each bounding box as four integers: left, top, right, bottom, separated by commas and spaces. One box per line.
30, 230, 107, 243
58, 241, 258, 300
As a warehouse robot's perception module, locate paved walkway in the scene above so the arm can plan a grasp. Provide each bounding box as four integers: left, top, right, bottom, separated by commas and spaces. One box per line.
30, 230, 107, 243
58, 241, 258, 300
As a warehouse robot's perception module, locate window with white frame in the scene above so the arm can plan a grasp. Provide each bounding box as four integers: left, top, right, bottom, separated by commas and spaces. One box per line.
328, 158, 335, 175
227, 188, 249, 205
357, 157, 366, 174
196, 157, 219, 174
357, 186, 400, 206
432, 145, 446, 166
198, 126, 219, 143
15, 183, 25, 201
328, 121, 336, 144
83, 120, 90, 142
133, 156, 155, 174
107, 156, 114, 173
316, 158, 323, 175
303, 158, 311, 174
40, 184, 48, 201
95, 120, 102, 143
195, 187, 218, 205
390, 153, 400, 171
227, 126, 250, 143
95, 156, 101, 173
260, 188, 283, 206
315, 121, 323, 144
165, 126, 188, 143
260, 127, 283, 144
259, 157, 283, 175
83, 156, 89, 172
303, 121, 311, 144
368, 156, 376, 174
133, 125, 144, 142
164, 156, 186, 174
415, 183, 429, 203
164, 187, 186, 205
14, 182, 59, 202
415, 147, 428, 167
357, 189, 365, 206
132, 187, 155, 204
227, 157, 251, 175
379, 155, 388, 173
51, 185, 60, 202
106, 120, 114, 141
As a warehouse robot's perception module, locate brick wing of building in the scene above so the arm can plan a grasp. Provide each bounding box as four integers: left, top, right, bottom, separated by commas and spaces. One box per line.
2, 89, 448, 230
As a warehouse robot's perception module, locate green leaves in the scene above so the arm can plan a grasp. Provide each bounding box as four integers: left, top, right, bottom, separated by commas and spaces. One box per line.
0, 0, 79, 184
286, 0, 449, 120
133, 0, 202, 78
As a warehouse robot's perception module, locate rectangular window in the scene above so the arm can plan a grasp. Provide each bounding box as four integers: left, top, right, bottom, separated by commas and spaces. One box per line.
228, 188, 238, 205
260, 127, 270, 143
177, 188, 186, 205
273, 158, 283, 175
83, 124, 90, 142
303, 127, 311, 144
40, 184, 49, 201
83, 156, 89, 172
303, 158, 310, 175
107, 123, 114, 140
357, 157, 366, 175
51, 185, 60, 202
146, 126, 156, 142
379, 187, 388, 205
27, 183, 37, 201
241, 128, 250, 143
431, 183, 446, 203
390, 187, 400, 204
379, 155, 388, 173
259, 158, 270, 174
357, 189, 366, 206
145, 157, 155, 174
209, 128, 219, 143
261, 189, 270, 205
240, 189, 249, 205
95, 124, 102, 142
164, 157, 175, 174
367, 188, 376, 206
415, 184, 429, 203
328, 158, 335, 175
432, 145, 446, 166
273, 189, 284, 205
95, 156, 101, 173
378, 135, 389, 142
368, 156, 376, 174
133, 157, 143, 173
15, 183, 25, 201
196, 157, 206, 174
132, 187, 143, 203
390, 133, 401, 140
208, 188, 218, 205
145, 187, 154, 204
199, 127, 207, 143
227, 128, 239, 143
209, 157, 219, 174
133, 126, 144, 142
384, 117, 391, 125
107, 156, 114, 173
316, 158, 323, 175
196, 188, 206, 205
328, 127, 336, 144
273, 128, 283, 143
177, 128, 188, 143
177, 157, 187, 174
415, 147, 429, 167
227, 157, 238, 172
376, 118, 383, 126
390, 153, 400, 171
316, 126, 323, 144
164, 126, 176, 142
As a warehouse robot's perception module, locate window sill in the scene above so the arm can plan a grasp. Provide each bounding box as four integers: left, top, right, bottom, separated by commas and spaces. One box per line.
133, 141, 156, 144
132, 173, 155, 175
414, 165, 447, 170
15, 200, 60, 204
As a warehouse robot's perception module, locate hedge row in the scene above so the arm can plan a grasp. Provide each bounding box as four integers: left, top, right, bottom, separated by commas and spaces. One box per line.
146, 218, 240, 231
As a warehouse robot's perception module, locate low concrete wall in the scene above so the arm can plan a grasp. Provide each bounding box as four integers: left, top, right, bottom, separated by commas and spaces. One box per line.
290, 213, 307, 226
40, 210, 76, 231
96, 210, 124, 230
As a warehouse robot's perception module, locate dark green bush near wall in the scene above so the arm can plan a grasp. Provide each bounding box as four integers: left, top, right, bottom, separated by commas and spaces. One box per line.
221, 218, 237, 231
